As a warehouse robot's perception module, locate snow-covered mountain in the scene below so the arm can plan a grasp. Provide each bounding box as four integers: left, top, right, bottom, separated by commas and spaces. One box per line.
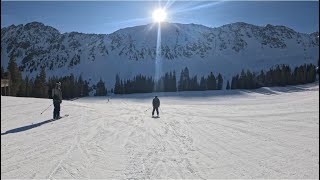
1, 21, 319, 88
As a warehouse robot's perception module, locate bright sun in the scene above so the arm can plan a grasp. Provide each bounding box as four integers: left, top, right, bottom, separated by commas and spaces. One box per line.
152, 9, 167, 23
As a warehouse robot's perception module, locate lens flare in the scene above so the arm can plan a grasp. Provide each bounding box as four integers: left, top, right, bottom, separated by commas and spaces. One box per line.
152, 9, 167, 23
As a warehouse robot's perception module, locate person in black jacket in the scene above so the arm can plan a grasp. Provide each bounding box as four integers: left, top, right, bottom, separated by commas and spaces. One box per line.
152, 96, 160, 117
52, 82, 62, 119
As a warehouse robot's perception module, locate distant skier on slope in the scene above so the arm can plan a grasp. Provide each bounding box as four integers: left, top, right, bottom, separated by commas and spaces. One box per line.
152, 96, 160, 117
52, 82, 62, 119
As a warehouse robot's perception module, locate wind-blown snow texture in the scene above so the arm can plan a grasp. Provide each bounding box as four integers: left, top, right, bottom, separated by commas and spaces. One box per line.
1, 22, 319, 88
1, 83, 319, 179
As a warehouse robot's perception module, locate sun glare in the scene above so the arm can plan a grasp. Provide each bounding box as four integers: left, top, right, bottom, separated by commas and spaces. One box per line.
152, 9, 167, 23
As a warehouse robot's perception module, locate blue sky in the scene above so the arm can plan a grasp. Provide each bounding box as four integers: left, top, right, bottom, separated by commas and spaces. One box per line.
1, 1, 319, 34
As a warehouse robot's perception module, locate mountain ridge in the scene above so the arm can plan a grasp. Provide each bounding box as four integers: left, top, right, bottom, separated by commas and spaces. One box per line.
1, 21, 318, 89
3, 21, 318, 35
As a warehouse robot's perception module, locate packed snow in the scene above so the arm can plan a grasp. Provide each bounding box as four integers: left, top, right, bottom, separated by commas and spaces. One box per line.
1, 83, 319, 179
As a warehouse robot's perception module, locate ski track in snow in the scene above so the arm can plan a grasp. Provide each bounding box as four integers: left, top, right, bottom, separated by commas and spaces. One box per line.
1, 83, 319, 179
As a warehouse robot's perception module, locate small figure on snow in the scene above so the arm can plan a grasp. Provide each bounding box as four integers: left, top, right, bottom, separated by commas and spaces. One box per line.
152, 96, 160, 117
52, 82, 62, 119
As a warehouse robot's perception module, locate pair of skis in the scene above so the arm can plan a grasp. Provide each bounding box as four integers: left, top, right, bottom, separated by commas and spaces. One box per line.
51, 114, 69, 121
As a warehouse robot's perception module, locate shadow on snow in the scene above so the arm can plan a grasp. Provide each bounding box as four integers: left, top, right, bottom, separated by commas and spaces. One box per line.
105, 82, 319, 100
1, 119, 54, 136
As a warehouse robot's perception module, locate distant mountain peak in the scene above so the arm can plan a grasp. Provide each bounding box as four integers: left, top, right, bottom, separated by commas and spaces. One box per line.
25, 21, 45, 27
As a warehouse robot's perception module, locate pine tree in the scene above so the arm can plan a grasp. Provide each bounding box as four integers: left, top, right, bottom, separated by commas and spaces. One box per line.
25, 76, 33, 97
32, 75, 40, 97
32, 67, 48, 98
190, 75, 199, 91
295, 66, 304, 84
302, 64, 307, 83
199, 76, 207, 90
307, 64, 316, 83
114, 74, 121, 94
8, 57, 22, 96
77, 75, 84, 97
226, 80, 230, 90
217, 73, 223, 90
40, 67, 48, 98
1, 66, 4, 79
284, 65, 293, 85
265, 69, 273, 87
207, 72, 216, 90
231, 76, 237, 89
178, 67, 190, 91
172, 71, 177, 92
70, 74, 76, 98
184, 67, 190, 91
178, 69, 183, 91
245, 70, 253, 89
7, 57, 23, 96
273, 65, 281, 86
96, 79, 106, 96
238, 70, 246, 89
257, 70, 265, 88
120, 80, 124, 94
17, 78, 27, 97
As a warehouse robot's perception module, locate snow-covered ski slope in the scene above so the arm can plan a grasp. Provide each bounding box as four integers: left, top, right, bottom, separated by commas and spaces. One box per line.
1, 83, 319, 179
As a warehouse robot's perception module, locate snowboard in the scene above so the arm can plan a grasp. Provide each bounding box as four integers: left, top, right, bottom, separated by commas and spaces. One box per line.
152, 116, 160, 118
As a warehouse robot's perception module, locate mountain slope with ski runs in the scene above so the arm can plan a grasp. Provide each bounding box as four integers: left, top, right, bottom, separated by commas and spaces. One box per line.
1, 22, 319, 88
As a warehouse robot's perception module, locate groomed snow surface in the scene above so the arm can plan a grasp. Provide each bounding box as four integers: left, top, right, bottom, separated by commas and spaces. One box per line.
1, 83, 319, 179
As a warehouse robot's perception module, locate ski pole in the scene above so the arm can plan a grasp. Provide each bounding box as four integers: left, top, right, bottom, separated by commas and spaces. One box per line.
40, 104, 52, 114
144, 107, 151, 112
159, 107, 164, 115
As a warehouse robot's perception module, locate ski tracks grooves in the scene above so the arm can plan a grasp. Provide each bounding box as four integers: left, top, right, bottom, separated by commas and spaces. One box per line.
122, 101, 202, 179
46, 106, 93, 179
47, 141, 77, 179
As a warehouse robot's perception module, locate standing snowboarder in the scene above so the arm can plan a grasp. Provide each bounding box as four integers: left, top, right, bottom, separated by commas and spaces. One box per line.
152, 96, 160, 117
52, 82, 62, 119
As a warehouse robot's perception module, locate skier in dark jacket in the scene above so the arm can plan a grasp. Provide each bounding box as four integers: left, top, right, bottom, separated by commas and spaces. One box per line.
152, 96, 160, 117
52, 82, 62, 119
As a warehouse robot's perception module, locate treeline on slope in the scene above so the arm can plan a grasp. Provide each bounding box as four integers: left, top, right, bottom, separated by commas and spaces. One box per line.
178, 67, 223, 91
1, 57, 91, 99
113, 67, 223, 94
229, 64, 318, 90
47, 74, 91, 99
2, 57, 318, 98
113, 72, 177, 94
113, 63, 318, 94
